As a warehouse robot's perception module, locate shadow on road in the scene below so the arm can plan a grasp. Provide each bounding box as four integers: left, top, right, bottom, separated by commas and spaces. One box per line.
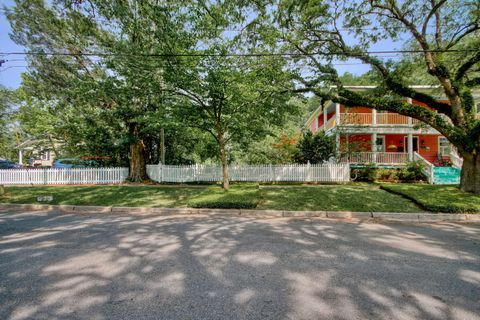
0, 210, 479, 319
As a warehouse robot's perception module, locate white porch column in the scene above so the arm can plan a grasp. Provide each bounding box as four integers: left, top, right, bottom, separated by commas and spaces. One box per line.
346, 134, 350, 162
18, 149, 23, 165
407, 133, 413, 161
372, 108, 377, 126
407, 97, 413, 125
335, 103, 340, 125
372, 133, 377, 163
323, 105, 328, 131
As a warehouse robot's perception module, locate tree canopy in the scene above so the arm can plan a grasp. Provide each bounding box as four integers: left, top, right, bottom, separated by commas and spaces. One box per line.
4, 0, 480, 191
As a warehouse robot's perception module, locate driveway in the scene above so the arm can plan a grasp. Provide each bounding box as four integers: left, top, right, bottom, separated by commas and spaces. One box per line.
0, 210, 479, 320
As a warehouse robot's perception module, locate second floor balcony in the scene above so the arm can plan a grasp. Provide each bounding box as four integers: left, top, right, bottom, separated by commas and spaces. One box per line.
320, 110, 438, 135
338, 112, 422, 126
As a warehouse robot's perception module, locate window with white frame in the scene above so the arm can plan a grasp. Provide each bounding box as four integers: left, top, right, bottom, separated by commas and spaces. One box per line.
438, 137, 451, 156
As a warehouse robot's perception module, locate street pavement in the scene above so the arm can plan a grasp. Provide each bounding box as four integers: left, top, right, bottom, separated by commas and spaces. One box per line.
0, 209, 479, 320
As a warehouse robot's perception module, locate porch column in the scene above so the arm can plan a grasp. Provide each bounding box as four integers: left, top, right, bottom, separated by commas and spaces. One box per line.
335, 103, 340, 125
407, 97, 413, 125
18, 149, 23, 165
372, 108, 377, 126
323, 105, 327, 131
407, 133, 413, 161
372, 133, 377, 163
345, 134, 350, 162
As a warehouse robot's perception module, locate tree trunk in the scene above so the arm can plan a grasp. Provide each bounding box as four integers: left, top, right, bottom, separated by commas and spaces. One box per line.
218, 134, 229, 190
128, 139, 147, 182
460, 152, 480, 193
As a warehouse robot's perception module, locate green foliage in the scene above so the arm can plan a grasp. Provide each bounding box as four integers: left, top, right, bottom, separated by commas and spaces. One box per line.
352, 162, 427, 182
0, 86, 18, 160
338, 71, 380, 86
398, 161, 427, 182
293, 131, 335, 164
351, 166, 377, 182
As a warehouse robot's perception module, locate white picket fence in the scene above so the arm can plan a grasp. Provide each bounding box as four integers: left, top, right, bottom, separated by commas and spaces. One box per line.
0, 167, 129, 185
147, 164, 350, 183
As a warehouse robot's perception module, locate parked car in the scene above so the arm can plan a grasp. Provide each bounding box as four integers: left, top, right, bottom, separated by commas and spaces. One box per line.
0, 159, 22, 169
53, 158, 98, 168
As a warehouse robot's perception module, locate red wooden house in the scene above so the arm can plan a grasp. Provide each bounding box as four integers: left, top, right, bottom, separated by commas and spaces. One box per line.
304, 86, 477, 184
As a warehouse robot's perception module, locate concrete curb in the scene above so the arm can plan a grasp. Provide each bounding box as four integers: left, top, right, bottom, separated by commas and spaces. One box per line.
0, 203, 478, 223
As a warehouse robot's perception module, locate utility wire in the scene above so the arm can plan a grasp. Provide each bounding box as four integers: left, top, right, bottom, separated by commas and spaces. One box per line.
0, 49, 476, 58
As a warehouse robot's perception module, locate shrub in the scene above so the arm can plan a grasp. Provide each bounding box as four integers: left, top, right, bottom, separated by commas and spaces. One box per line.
188, 199, 258, 209
293, 131, 335, 164
398, 161, 427, 181
351, 165, 377, 181
375, 168, 399, 182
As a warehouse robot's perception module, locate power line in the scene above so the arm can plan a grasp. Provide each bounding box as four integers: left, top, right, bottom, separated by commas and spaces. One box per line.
0, 49, 476, 59
0, 65, 29, 72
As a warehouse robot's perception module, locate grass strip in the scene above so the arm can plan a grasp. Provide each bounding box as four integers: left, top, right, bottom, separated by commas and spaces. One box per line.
380, 184, 480, 213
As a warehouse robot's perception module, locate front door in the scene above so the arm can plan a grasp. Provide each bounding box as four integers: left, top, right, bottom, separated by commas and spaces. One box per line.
404, 136, 419, 152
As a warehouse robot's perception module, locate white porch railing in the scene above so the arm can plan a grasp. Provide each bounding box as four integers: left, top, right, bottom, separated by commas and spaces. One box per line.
338, 113, 422, 126
340, 152, 408, 165
376, 113, 409, 125
0, 167, 129, 185
339, 113, 373, 125
414, 152, 434, 184
147, 164, 350, 183
450, 151, 463, 170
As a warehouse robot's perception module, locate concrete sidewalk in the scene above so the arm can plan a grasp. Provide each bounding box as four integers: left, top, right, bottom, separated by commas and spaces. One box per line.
1, 203, 479, 223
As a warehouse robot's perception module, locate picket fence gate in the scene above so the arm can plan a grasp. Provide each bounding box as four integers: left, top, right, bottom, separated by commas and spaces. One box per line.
0, 167, 129, 185
147, 164, 350, 183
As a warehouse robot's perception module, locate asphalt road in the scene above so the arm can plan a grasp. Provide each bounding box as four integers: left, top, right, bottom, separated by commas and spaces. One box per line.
0, 210, 479, 320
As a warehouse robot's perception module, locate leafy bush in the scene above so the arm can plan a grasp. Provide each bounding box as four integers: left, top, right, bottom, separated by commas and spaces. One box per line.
188, 199, 258, 209
293, 131, 335, 164
375, 168, 399, 182
352, 162, 426, 182
351, 166, 377, 181
398, 161, 427, 181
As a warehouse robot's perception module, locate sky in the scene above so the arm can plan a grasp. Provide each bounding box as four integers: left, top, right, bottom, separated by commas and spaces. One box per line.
0, 0, 407, 90
0, 0, 25, 89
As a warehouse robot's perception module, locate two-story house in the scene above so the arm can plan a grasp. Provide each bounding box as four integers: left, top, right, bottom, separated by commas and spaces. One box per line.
305, 86, 479, 184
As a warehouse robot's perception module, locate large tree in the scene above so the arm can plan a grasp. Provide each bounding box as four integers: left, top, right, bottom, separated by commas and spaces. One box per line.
252, 0, 480, 192
168, 51, 294, 189
6, 0, 194, 181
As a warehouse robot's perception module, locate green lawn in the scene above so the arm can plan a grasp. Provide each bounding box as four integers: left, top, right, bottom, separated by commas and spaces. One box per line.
0, 184, 425, 212
381, 184, 480, 213
259, 185, 422, 212
0, 186, 204, 208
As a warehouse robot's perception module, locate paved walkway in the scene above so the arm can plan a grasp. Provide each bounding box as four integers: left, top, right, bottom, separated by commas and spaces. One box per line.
1, 209, 479, 320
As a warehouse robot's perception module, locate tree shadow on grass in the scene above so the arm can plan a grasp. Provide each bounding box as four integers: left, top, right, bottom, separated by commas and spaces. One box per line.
0, 209, 479, 319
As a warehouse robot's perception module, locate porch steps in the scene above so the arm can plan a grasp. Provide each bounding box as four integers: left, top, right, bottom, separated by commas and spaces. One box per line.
433, 167, 461, 185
